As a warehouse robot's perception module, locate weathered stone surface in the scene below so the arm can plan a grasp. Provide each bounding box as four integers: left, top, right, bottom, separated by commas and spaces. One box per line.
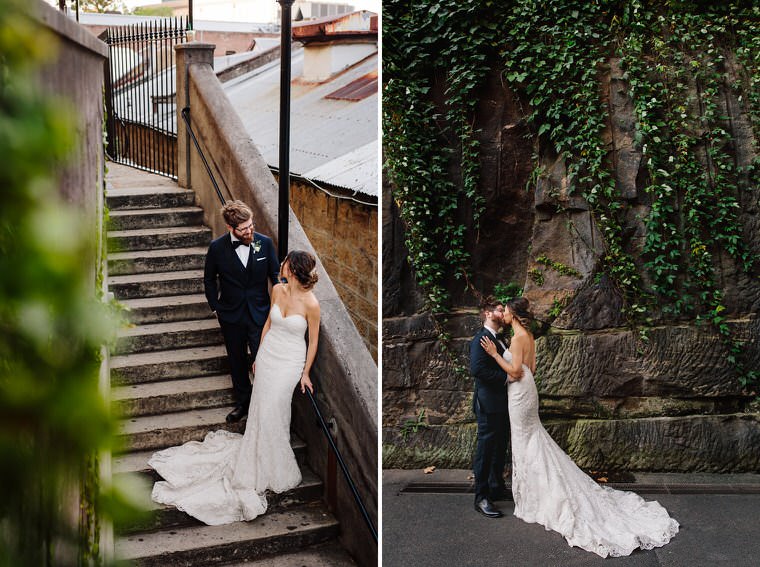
382, 424, 478, 469
537, 320, 758, 398
535, 153, 590, 212
545, 414, 760, 472
457, 74, 536, 303
383, 413, 760, 472
524, 209, 604, 318
382, 181, 425, 317
553, 273, 626, 330
608, 57, 643, 201
536, 332, 644, 397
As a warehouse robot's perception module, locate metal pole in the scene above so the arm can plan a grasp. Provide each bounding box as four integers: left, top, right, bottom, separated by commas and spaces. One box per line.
189, 0, 194, 30
277, 0, 294, 262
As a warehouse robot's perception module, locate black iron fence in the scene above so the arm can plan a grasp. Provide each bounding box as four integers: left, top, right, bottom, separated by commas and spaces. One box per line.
103, 18, 188, 179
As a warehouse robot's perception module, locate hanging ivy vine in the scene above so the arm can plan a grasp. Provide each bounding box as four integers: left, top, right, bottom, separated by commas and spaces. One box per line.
383, 1, 499, 313
384, 1, 759, 389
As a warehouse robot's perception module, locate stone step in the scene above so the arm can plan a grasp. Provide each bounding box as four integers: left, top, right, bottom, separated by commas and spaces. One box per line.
109, 270, 204, 300
110, 345, 229, 385
106, 187, 196, 211
113, 375, 234, 417
115, 503, 340, 567
109, 247, 208, 276
117, 406, 256, 452
120, 294, 212, 325
224, 543, 357, 567
115, 319, 222, 355
113, 435, 307, 479
119, 467, 322, 534
108, 226, 211, 253
108, 207, 205, 231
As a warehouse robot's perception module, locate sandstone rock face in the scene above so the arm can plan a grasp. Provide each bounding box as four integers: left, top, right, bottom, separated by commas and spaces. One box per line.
383, 61, 760, 473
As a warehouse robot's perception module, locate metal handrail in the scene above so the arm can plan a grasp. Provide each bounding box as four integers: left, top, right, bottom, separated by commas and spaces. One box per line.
180, 107, 226, 205
181, 105, 376, 543
306, 388, 378, 543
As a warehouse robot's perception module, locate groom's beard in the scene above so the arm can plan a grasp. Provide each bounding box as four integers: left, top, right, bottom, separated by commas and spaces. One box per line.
238, 233, 254, 245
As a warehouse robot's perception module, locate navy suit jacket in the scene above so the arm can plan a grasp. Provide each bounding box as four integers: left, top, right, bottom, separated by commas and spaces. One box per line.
203, 232, 279, 326
470, 327, 509, 414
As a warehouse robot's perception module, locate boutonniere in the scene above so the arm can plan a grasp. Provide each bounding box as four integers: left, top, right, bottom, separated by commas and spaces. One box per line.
252, 240, 262, 254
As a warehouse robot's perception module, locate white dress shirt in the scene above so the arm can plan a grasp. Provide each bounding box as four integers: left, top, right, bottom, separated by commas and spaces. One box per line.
230, 233, 251, 267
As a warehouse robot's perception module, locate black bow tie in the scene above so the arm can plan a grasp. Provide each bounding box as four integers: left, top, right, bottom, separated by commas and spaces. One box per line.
232, 240, 249, 249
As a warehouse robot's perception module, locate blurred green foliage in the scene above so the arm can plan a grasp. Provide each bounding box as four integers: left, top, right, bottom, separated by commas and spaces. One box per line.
0, 0, 121, 564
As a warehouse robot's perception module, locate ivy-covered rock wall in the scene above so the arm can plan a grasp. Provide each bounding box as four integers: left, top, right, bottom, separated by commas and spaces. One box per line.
383, 1, 760, 472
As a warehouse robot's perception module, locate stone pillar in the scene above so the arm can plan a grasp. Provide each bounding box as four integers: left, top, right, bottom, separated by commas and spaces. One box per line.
175, 42, 215, 189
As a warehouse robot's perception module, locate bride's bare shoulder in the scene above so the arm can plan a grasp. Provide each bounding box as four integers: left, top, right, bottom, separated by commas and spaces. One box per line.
304, 291, 320, 314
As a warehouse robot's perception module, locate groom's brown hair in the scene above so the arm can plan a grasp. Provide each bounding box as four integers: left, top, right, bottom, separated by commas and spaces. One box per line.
221, 200, 253, 228
480, 295, 502, 321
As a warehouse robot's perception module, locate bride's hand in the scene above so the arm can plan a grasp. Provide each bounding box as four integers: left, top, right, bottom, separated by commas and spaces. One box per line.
300, 372, 313, 394
251, 362, 256, 375
480, 336, 497, 357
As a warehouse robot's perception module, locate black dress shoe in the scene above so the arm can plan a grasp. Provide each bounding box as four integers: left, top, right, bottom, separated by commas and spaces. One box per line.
226, 406, 247, 423
474, 498, 503, 518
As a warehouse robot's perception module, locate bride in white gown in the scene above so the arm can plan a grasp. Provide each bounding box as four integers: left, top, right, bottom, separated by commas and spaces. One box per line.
480, 297, 679, 558
148, 250, 321, 526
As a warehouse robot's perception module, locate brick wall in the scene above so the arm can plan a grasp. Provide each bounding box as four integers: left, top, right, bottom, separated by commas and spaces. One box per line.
290, 179, 377, 361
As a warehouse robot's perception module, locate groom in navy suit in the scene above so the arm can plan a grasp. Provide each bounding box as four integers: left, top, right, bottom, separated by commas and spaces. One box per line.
470, 296, 510, 518
204, 200, 280, 423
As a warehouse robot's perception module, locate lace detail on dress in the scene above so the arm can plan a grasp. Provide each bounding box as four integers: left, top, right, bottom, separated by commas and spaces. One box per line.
504, 350, 679, 557
148, 303, 307, 525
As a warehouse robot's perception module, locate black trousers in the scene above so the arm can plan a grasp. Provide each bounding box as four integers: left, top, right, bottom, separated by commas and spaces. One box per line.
218, 315, 263, 408
472, 399, 509, 502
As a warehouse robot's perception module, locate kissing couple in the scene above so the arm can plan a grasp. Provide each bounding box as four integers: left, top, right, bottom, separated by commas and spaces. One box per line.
470, 296, 679, 558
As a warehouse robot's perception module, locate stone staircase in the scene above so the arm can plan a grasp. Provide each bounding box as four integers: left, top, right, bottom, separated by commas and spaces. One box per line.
105, 163, 356, 566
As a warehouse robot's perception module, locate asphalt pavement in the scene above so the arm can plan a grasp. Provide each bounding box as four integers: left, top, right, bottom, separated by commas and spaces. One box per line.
382, 469, 760, 567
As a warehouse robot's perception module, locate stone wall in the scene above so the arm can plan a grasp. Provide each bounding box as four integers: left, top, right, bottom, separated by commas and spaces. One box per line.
290, 179, 378, 361
34, 2, 108, 237
382, 64, 760, 473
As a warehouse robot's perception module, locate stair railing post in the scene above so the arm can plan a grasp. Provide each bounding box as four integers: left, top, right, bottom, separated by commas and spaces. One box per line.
277, 0, 294, 261
175, 41, 215, 189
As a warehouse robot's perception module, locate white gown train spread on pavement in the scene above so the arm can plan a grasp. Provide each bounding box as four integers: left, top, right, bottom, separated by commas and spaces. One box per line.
505, 350, 679, 557
148, 304, 306, 526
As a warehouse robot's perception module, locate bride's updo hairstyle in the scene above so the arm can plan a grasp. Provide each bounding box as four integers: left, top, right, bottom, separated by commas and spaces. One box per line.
506, 297, 535, 329
284, 250, 318, 290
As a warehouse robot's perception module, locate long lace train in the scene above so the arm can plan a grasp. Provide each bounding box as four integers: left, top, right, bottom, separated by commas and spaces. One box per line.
148, 304, 306, 525
506, 350, 679, 557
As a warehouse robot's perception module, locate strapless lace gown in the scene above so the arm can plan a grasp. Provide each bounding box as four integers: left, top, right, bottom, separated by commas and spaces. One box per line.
505, 350, 679, 557
148, 304, 307, 525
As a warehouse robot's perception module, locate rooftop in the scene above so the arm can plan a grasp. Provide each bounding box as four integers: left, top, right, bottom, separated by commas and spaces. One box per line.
224, 43, 378, 198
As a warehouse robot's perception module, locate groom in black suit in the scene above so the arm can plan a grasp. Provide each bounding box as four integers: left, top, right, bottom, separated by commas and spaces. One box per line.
204, 200, 280, 423
470, 297, 510, 518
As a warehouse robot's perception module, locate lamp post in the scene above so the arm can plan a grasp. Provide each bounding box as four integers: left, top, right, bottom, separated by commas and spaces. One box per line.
277, 0, 294, 261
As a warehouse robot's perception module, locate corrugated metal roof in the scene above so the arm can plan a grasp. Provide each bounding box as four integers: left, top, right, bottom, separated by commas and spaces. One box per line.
223, 45, 377, 198
303, 140, 377, 197
325, 71, 377, 101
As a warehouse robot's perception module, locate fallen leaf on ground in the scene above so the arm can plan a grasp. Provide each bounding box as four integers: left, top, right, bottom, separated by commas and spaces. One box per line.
423, 466, 436, 474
